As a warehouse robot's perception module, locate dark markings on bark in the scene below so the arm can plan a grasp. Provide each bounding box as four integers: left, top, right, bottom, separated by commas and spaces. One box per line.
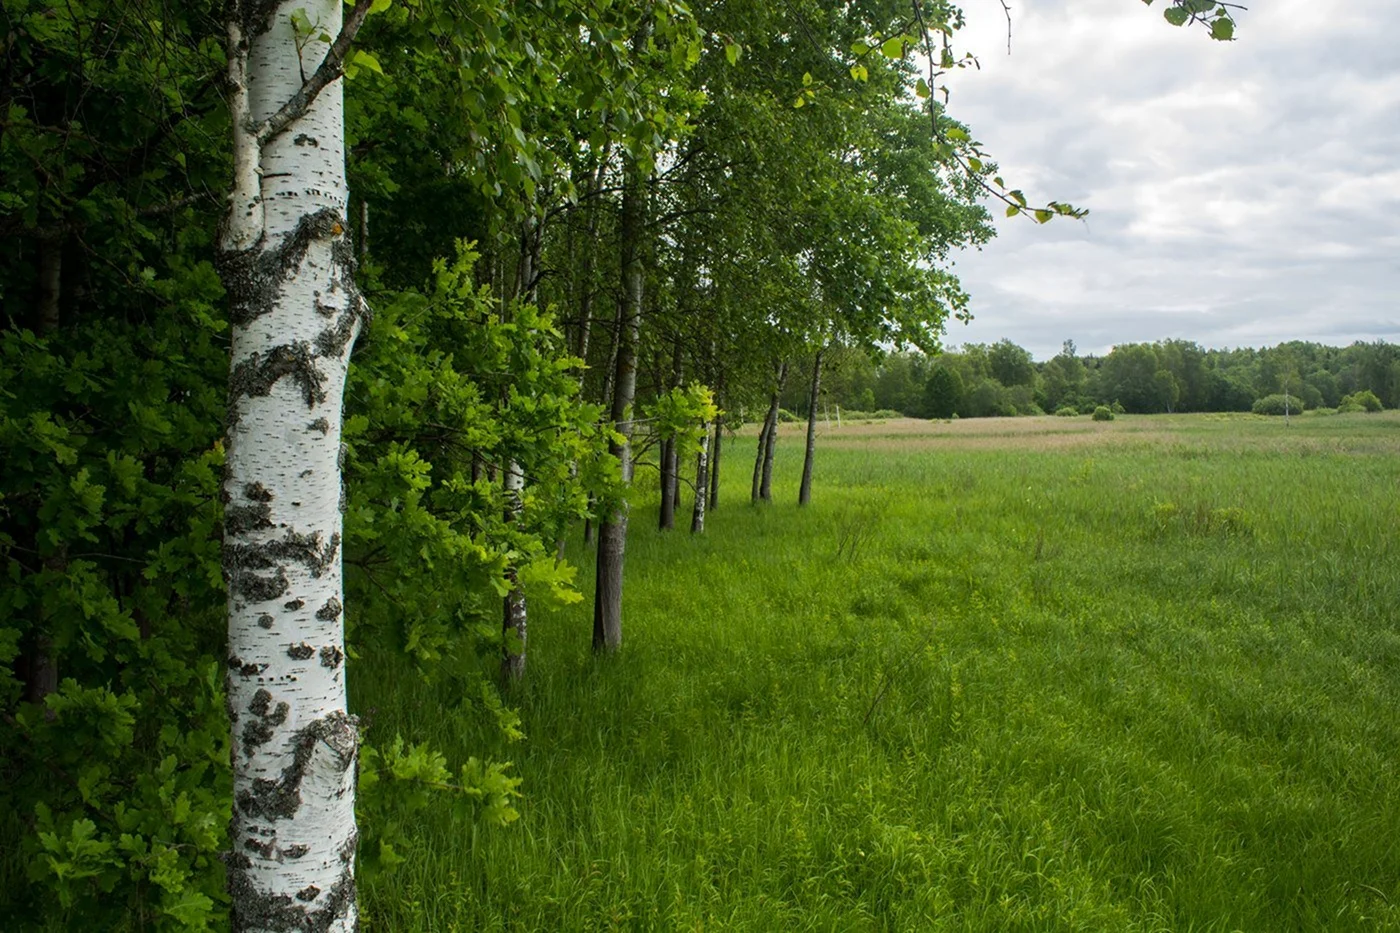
228, 341, 327, 416
257, 613, 275, 629
297, 885, 320, 901
308, 417, 329, 434
284, 598, 305, 611
293, 134, 319, 148
287, 643, 315, 661
229, 567, 290, 603
240, 0, 285, 37
224, 531, 341, 580
283, 844, 308, 859
319, 645, 344, 669
315, 597, 342, 621
243, 688, 289, 755
227, 861, 355, 933
242, 719, 275, 753
225, 503, 273, 536
220, 208, 343, 327
245, 483, 274, 502
244, 837, 278, 858
248, 688, 274, 717
234, 710, 357, 822
314, 309, 357, 357
228, 656, 268, 678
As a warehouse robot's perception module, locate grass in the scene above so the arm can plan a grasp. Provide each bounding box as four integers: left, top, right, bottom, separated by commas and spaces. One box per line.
357, 412, 1400, 931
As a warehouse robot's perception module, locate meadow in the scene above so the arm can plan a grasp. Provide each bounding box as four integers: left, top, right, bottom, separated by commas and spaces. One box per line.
358, 412, 1400, 932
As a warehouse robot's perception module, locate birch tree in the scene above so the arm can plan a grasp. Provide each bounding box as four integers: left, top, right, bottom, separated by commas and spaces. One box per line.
218, 0, 373, 926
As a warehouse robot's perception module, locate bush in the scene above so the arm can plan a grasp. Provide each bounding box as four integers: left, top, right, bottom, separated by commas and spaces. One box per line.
1092, 406, 1115, 422
1055, 406, 1078, 417
1340, 390, 1383, 412
777, 408, 801, 423
1252, 393, 1307, 416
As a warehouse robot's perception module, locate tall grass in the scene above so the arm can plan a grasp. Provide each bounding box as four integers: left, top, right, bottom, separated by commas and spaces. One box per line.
358, 413, 1400, 931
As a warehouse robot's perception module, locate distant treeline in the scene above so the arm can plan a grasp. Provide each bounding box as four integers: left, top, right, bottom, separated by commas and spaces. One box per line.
786, 339, 1399, 419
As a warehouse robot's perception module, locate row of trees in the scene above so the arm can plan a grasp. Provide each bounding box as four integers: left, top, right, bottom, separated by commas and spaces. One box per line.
0, 0, 1239, 928
802, 338, 1399, 419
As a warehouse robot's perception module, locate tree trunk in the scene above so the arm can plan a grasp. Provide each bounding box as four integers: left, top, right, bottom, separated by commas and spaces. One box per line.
23, 239, 65, 706
750, 409, 769, 503
218, 3, 367, 928
690, 422, 709, 533
658, 437, 677, 531
593, 160, 644, 653
573, 145, 610, 370
799, 348, 824, 507
708, 417, 722, 510
759, 361, 788, 502
37, 230, 62, 332
501, 460, 527, 681
659, 339, 683, 530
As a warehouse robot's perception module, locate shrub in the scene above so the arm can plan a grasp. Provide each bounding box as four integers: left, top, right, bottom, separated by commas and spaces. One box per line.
1055, 406, 1078, 417
1340, 390, 1383, 412
1252, 393, 1307, 416
777, 408, 801, 423
1092, 406, 1115, 422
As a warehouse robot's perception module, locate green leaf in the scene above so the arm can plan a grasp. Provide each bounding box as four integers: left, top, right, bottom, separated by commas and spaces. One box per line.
880, 36, 904, 59
1035, 209, 1053, 223
915, 78, 930, 99
946, 127, 968, 143
1006, 205, 1020, 217
368, 0, 392, 12
793, 95, 806, 108
967, 156, 982, 171
1163, 7, 1190, 26
1210, 17, 1234, 40
850, 64, 868, 82
725, 42, 740, 65
802, 71, 813, 87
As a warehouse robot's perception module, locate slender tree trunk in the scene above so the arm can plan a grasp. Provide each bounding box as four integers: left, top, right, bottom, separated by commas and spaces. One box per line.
573, 145, 610, 369
750, 410, 769, 504
658, 339, 683, 531
501, 460, 527, 681
690, 422, 709, 533
593, 160, 644, 653
218, 3, 369, 928
23, 237, 64, 705
799, 348, 824, 507
708, 417, 722, 510
658, 437, 677, 530
37, 230, 62, 332
759, 361, 788, 502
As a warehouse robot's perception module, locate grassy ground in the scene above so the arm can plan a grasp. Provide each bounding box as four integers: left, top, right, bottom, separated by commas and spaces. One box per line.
357, 412, 1400, 932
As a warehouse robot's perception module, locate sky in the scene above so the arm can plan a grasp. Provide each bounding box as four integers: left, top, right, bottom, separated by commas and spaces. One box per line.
936, 0, 1400, 360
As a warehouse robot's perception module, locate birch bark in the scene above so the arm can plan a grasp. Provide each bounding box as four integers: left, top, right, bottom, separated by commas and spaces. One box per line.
593, 161, 644, 653
798, 348, 824, 507
501, 459, 527, 681
759, 361, 787, 502
219, 2, 367, 928
690, 423, 709, 533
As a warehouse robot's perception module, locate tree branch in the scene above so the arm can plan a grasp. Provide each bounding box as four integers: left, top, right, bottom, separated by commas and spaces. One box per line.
253, 0, 375, 147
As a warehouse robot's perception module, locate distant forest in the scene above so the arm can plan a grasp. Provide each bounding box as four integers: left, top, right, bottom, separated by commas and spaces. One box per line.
786, 339, 1400, 419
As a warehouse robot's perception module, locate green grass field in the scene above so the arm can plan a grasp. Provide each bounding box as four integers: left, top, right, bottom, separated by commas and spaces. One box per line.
358, 412, 1400, 932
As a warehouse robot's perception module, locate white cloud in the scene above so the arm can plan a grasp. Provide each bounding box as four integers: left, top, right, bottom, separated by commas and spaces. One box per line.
937, 0, 1400, 359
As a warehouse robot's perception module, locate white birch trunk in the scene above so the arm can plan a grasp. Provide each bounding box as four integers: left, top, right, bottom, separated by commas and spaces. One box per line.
690, 423, 709, 534
502, 459, 528, 681
219, 2, 364, 928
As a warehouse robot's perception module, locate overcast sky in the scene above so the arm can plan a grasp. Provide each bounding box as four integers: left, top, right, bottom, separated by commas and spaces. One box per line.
937, 0, 1400, 360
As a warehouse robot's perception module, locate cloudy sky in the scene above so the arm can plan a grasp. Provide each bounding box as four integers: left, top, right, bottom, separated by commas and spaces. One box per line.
937, 0, 1400, 360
